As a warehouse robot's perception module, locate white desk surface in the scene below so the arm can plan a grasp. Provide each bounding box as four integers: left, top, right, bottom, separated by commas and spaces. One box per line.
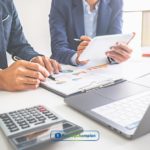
0, 87, 150, 150
1, 47, 150, 150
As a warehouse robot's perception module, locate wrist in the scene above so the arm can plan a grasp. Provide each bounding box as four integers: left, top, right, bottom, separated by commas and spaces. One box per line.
76, 57, 81, 65
71, 53, 78, 66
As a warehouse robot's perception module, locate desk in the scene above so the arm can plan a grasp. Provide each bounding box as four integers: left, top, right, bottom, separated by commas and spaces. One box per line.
0, 87, 150, 150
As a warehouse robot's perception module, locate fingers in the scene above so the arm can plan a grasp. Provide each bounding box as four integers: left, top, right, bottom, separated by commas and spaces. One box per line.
20, 60, 50, 78
21, 77, 40, 85
58, 63, 62, 72
31, 56, 50, 75
42, 56, 54, 74
106, 43, 133, 63
106, 49, 130, 63
49, 59, 61, 74
107, 51, 128, 63
116, 42, 133, 53
31, 56, 45, 68
22, 84, 39, 90
77, 36, 91, 59
77, 41, 89, 52
29, 63, 50, 78
79, 60, 89, 65
77, 36, 91, 51
78, 35, 91, 48
109, 46, 130, 59
76, 57, 89, 65
40, 56, 61, 74
76, 36, 91, 65
22, 69, 46, 81
11, 76, 40, 91
80, 36, 91, 41
31, 56, 61, 74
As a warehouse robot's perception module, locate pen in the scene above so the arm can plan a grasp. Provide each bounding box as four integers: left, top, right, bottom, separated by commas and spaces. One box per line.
13, 56, 57, 80
48, 75, 56, 81
74, 39, 82, 46
74, 38, 82, 42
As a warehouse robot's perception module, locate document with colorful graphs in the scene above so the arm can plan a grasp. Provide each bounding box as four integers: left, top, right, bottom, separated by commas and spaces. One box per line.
41, 57, 150, 97
41, 61, 123, 96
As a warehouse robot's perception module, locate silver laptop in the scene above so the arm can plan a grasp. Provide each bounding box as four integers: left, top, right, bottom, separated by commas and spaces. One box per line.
64, 74, 150, 139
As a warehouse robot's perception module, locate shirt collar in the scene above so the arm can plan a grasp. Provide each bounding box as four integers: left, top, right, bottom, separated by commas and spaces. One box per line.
82, 0, 100, 14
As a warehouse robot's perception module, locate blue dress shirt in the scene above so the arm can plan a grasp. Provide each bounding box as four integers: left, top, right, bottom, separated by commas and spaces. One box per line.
71, 0, 100, 65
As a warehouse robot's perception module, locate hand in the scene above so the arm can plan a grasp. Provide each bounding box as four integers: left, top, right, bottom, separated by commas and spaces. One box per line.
76, 36, 91, 65
0, 60, 50, 91
31, 56, 61, 74
106, 42, 133, 63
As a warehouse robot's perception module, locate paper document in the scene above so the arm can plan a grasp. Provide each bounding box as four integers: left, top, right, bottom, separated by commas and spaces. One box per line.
79, 33, 135, 63
41, 62, 122, 96
41, 57, 150, 96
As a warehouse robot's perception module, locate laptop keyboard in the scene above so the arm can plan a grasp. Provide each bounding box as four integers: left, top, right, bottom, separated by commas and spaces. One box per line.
92, 92, 150, 130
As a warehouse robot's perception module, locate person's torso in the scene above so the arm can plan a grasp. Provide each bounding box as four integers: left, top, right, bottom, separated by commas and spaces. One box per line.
0, 0, 13, 68
60, 0, 116, 51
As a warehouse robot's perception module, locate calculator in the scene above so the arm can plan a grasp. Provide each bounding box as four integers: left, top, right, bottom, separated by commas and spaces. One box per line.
0, 105, 64, 137
0, 105, 83, 149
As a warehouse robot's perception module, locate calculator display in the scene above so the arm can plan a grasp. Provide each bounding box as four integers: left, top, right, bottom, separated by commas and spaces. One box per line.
11, 121, 81, 149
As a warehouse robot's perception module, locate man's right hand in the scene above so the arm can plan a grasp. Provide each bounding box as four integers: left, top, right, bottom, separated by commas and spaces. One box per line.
0, 60, 50, 91
76, 36, 91, 65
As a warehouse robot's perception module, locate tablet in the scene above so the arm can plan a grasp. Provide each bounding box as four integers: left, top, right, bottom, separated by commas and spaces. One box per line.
79, 33, 135, 63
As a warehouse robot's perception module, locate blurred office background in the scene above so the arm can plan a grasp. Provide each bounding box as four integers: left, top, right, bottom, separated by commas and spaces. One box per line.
8, 0, 150, 60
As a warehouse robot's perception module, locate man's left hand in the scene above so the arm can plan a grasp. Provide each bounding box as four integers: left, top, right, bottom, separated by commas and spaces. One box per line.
106, 42, 133, 63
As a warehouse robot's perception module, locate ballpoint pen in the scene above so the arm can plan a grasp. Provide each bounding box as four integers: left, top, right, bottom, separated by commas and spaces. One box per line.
74, 38, 83, 45
74, 38, 82, 42
48, 75, 56, 81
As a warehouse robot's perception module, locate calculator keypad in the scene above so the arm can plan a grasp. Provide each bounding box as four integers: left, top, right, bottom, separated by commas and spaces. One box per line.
0, 114, 19, 133
0, 105, 62, 137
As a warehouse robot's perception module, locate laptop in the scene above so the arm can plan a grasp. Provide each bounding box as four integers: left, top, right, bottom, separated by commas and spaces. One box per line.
64, 74, 150, 139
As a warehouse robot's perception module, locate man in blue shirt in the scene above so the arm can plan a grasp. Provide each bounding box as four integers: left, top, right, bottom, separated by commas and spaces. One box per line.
0, 0, 61, 91
50, 0, 133, 65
